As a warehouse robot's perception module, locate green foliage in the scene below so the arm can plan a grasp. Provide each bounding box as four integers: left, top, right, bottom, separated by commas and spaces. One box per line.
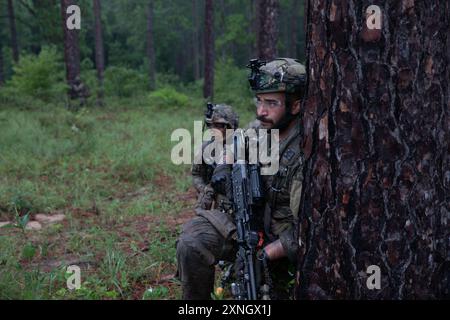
10, 191, 34, 216
214, 58, 253, 111
104, 66, 149, 98
21, 242, 37, 261
5, 47, 66, 102
142, 286, 169, 300
148, 86, 191, 108
215, 13, 254, 64
0, 0, 306, 300
101, 245, 130, 297
14, 212, 30, 233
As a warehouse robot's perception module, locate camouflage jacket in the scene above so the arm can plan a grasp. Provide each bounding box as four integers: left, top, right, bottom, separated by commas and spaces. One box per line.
192, 139, 227, 211
260, 119, 304, 263
211, 119, 304, 262
191, 141, 216, 194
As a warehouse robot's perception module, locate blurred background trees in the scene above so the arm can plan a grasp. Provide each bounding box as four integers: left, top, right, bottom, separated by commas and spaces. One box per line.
0, 0, 305, 106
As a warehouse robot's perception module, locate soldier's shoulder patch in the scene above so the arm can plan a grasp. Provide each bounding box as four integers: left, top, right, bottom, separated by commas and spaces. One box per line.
283, 149, 296, 161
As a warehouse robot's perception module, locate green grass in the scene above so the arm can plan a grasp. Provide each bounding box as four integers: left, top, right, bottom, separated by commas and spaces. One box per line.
0, 94, 255, 300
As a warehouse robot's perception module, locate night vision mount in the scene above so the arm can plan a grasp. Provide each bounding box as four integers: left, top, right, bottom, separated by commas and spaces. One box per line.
246, 58, 307, 94
247, 59, 267, 91
205, 102, 215, 123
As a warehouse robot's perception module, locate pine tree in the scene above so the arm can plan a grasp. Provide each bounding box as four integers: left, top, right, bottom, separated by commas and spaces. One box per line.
297, 0, 450, 299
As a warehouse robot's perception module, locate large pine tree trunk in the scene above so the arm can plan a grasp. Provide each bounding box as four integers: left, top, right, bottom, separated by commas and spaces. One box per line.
258, 0, 279, 61
61, 0, 82, 100
7, 0, 19, 63
93, 0, 105, 106
146, 0, 156, 90
203, 0, 214, 100
297, 0, 450, 299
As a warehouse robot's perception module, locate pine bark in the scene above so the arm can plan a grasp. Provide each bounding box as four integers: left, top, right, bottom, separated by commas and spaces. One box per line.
297, 0, 450, 299
289, 0, 299, 58
258, 0, 279, 61
252, 0, 260, 58
61, 0, 81, 94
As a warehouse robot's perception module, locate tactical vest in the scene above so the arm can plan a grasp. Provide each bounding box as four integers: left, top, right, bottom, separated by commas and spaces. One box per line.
261, 125, 304, 242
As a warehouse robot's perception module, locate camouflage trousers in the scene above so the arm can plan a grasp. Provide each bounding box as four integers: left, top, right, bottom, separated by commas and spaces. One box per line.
176, 209, 294, 300
176, 210, 236, 300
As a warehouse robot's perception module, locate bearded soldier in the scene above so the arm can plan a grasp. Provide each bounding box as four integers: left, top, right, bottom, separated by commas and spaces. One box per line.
177, 58, 307, 300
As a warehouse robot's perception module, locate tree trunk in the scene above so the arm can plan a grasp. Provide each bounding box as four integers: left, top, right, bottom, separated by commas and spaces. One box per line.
248, 0, 256, 59
258, 0, 279, 61
146, 0, 156, 90
297, 0, 450, 300
192, 0, 200, 80
0, 40, 4, 87
203, 0, 214, 100
289, 0, 299, 58
252, 0, 260, 58
93, 0, 105, 106
7, 0, 19, 63
61, 0, 84, 108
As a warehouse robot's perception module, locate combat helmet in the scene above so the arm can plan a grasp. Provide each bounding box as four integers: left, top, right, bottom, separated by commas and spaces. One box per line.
204, 103, 239, 129
247, 58, 307, 96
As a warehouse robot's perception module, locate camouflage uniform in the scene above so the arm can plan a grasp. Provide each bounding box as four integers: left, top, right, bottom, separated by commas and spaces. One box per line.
69, 76, 90, 110
192, 104, 239, 210
177, 58, 306, 300
191, 141, 216, 210
178, 121, 304, 299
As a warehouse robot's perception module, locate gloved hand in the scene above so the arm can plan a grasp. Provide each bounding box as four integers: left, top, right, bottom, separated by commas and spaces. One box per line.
262, 239, 287, 261
211, 164, 231, 196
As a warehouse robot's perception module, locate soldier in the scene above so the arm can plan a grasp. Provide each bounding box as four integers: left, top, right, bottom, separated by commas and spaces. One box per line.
69, 76, 90, 110
192, 104, 239, 210
177, 58, 307, 300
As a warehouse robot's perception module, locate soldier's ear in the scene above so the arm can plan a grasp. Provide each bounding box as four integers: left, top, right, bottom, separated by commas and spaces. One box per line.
291, 99, 301, 115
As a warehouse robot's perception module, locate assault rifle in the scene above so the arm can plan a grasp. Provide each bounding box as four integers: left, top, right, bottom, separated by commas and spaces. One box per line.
229, 130, 271, 300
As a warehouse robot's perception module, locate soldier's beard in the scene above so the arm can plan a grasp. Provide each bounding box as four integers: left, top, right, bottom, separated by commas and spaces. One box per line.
257, 109, 295, 133
272, 110, 296, 132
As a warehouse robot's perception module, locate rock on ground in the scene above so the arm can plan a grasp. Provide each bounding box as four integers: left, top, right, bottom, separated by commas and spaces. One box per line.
34, 213, 66, 225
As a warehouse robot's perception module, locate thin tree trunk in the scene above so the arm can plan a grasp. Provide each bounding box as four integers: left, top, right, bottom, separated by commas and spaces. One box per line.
218, 0, 227, 60
289, 0, 299, 58
93, 0, 105, 106
0, 40, 4, 87
61, 0, 84, 108
146, 0, 156, 90
258, 0, 279, 61
192, 0, 200, 80
203, 0, 214, 100
248, 0, 256, 59
297, 0, 450, 299
254, 0, 261, 58
7, 0, 19, 63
